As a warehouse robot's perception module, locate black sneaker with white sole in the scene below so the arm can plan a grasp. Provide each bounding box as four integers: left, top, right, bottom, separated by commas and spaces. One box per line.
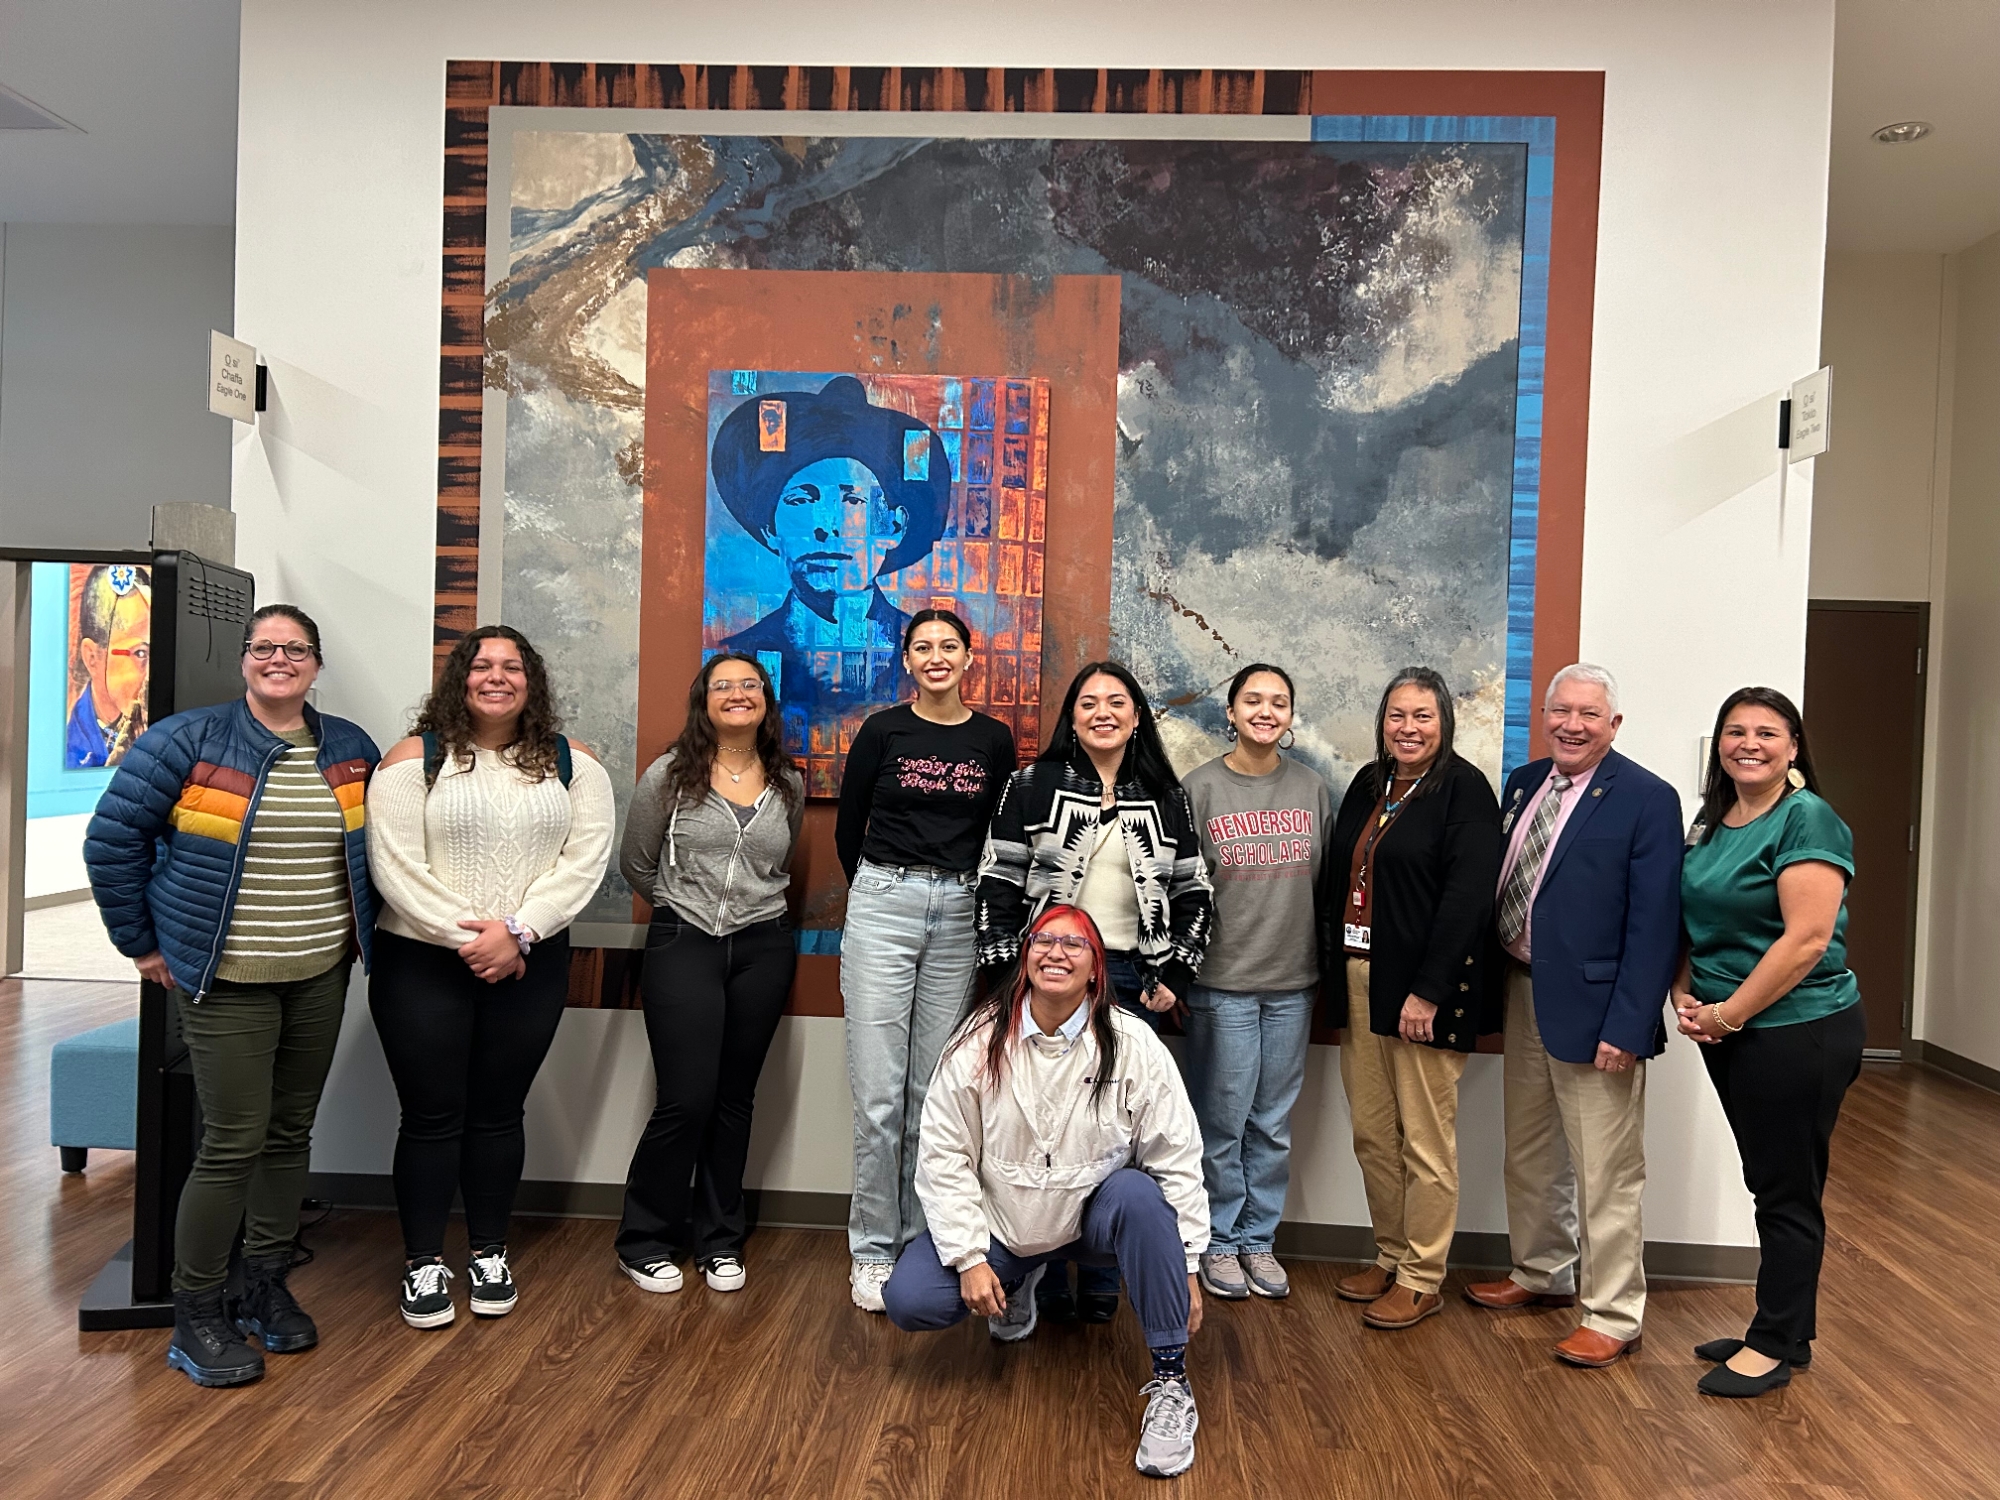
621, 1257, 685, 1294
468, 1245, 518, 1316
400, 1257, 455, 1329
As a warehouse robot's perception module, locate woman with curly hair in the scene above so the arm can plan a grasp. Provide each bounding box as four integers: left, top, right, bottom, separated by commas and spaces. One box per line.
365, 626, 614, 1329
613, 654, 805, 1297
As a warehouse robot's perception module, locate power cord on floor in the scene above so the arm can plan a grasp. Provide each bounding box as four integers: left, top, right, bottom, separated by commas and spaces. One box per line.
291, 1198, 335, 1269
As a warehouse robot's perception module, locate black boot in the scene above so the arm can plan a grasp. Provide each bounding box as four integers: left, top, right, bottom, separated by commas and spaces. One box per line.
234, 1250, 319, 1353
168, 1287, 266, 1387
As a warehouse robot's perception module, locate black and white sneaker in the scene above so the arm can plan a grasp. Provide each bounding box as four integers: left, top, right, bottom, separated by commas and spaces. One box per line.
467, 1245, 518, 1317
621, 1257, 685, 1294
701, 1255, 746, 1293
400, 1257, 455, 1329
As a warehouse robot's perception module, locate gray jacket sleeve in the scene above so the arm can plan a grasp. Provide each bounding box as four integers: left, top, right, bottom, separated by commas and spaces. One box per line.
619, 755, 674, 903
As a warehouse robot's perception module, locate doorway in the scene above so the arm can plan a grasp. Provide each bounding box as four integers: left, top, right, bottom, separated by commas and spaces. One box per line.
1802, 600, 1927, 1056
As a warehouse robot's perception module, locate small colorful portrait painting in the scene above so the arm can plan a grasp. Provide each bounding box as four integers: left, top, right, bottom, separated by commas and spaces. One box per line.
65, 562, 152, 769
704, 371, 1048, 795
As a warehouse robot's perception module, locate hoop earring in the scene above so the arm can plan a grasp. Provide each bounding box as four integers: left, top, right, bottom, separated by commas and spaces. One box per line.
1279, 729, 1296, 750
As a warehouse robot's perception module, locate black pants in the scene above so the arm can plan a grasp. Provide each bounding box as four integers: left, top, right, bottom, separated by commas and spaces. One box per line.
369, 927, 571, 1259
616, 911, 796, 1265
1700, 1000, 1866, 1359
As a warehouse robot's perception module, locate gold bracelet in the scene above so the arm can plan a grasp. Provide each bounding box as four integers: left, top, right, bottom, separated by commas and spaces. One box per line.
1709, 1002, 1743, 1035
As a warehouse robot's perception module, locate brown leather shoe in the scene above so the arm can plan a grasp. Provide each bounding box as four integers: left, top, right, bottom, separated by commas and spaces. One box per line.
1554, 1327, 1641, 1367
1335, 1264, 1396, 1303
1463, 1277, 1578, 1310
1363, 1283, 1443, 1329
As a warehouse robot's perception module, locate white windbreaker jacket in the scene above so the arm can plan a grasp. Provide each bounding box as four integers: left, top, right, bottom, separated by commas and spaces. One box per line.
915, 1006, 1210, 1274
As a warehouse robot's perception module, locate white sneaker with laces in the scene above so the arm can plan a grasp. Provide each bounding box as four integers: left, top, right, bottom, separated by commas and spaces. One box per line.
702, 1256, 746, 1293
850, 1259, 894, 1313
1134, 1376, 1199, 1478
988, 1263, 1044, 1343
621, 1257, 684, 1294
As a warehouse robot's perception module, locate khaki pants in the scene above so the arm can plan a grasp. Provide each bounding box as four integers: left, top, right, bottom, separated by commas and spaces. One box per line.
1502, 965, 1648, 1340
1339, 958, 1467, 1295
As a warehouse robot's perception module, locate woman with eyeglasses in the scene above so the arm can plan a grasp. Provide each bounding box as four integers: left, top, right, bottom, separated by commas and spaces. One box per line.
976, 659, 1213, 1324
366, 626, 614, 1330
613, 654, 805, 1299
835, 608, 1019, 1314
884, 905, 1209, 1479
86, 606, 381, 1387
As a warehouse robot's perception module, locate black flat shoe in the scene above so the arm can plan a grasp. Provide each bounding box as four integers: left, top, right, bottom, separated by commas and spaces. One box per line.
1035, 1281, 1078, 1324
1694, 1337, 1811, 1368
1697, 1360, 1792, 1398
1078, 1290, 1119, 1324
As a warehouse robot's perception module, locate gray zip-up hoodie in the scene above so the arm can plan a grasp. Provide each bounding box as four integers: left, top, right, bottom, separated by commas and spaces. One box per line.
619, 751, 804, 937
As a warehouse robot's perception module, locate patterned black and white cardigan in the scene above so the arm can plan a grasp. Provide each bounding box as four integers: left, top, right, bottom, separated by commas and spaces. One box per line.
974, 754, 1214, 997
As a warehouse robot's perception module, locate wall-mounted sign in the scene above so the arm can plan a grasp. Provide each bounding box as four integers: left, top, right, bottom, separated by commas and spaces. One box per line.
1788, 366, 1831, 460
208, 331, 258, 422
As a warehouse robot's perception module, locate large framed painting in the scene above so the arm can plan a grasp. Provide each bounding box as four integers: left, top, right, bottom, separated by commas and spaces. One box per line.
433, 66, 1603, 1011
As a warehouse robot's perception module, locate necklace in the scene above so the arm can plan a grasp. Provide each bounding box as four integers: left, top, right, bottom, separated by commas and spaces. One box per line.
717, 745, 757, 784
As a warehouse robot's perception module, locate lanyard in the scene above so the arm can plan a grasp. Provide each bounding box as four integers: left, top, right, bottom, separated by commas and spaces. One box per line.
1350, 770, 1425, 911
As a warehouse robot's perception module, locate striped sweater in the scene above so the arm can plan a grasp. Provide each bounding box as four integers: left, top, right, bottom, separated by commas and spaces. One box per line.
215, 726, 354, 984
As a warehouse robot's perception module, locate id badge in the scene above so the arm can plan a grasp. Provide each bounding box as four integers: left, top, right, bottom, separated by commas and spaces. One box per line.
1344, 922, 1372, 953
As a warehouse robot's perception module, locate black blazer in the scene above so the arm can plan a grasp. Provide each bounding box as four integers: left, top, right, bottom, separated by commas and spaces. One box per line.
1320, 754, 1504, 1051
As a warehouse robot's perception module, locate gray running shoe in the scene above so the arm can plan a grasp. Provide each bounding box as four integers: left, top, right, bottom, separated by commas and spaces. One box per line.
1198, 1252, 1250, 1301
1135, 1376, 1199, 1478
988, 1263, 1045, 1343
1242, 1251, 1291, 1299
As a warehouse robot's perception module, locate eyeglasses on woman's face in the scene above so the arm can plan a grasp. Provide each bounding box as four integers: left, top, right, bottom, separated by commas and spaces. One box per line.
1027, 931, 1091, 955
246, 640, 314, 662
709, 676, 766, 696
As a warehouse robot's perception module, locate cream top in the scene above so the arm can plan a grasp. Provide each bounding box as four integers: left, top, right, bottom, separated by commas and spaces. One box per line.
1075, 815, 1141, 950
365, 745, 614, 948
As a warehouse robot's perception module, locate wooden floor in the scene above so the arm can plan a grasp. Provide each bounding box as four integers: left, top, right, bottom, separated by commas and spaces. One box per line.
5, 977, 2000, 1499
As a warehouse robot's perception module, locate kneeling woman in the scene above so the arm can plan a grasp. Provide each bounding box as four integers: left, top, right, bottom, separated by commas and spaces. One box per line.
884, 906, 1209, 1480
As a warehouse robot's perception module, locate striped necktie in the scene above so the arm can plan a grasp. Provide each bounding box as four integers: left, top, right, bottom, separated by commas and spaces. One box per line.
1496, 774, 1572, 945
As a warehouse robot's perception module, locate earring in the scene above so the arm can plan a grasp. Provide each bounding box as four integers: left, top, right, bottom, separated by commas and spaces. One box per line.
1787, 765, 1806, 790
1224, 723, 1238, 742
1279, 729, 1296, 750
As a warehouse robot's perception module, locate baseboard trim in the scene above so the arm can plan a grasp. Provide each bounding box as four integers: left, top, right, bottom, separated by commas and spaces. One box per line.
1910, 1039, 2000, 1095
307, 1175, 1755, 1280
24, 888, 93, 911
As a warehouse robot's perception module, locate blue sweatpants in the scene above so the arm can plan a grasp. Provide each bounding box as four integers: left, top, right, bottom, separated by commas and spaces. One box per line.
883, 1168, 1191, 1349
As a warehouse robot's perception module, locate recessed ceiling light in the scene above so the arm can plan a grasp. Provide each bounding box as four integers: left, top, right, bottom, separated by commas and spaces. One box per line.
1872, 120, 1933, 144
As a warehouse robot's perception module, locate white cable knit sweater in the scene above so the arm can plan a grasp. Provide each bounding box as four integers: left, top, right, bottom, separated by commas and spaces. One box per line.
365, 747, 614, 948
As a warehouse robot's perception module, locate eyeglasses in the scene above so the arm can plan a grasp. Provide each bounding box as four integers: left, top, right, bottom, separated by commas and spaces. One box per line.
246, 641, 314, 662
708, 677, 766, 695
1027, 932, 1091, 955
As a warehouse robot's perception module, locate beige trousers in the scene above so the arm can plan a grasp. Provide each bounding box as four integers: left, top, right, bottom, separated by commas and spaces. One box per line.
1339, 958, 1468, 1295
1501, 964, 1649, 1340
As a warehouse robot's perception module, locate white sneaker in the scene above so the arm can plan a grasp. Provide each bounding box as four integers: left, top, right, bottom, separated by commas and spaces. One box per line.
851, 1259, 894, 1313
702, 1256, 746, 1293
622, 1257, 684, 1294
1135, 1376, 1199, 1478
988, 1263, 1044, 1342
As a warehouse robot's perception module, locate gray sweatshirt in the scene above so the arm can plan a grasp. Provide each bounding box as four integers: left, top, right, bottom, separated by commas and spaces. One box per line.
619, 752, 805, 937
1181, 754, 1332, 992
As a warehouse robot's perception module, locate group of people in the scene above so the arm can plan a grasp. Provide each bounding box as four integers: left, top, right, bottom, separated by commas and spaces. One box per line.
83, 603, 1868, 1482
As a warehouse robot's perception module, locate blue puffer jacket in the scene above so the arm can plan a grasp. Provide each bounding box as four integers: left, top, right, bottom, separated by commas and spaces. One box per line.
84, 698, 381, 997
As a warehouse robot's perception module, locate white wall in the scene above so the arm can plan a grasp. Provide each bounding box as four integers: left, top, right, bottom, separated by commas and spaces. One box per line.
0, 224, 235, 551
238, 0, 1838, 1248
1924, 230, 2000, 1072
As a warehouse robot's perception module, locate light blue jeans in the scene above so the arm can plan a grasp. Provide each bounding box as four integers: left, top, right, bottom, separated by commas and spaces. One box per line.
1180, 984, 1316, 1254
841, 860, 979, 1263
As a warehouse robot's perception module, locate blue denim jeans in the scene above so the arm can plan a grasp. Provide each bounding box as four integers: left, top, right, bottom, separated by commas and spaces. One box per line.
840, 861, 979, 1263
1180, 984, 1315, 1254
1058, 949, 1156, 1300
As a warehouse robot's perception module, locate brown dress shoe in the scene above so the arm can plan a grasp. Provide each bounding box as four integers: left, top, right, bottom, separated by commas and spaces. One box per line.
1363, 1284, 1443, 1329
1335, 1264, 1396, 1303
1554, 1327, 1641, 1367
1463, 1278, 1578, 1310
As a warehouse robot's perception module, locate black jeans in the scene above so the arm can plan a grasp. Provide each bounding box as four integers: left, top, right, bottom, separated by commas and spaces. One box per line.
1700, 1000, 1866, 1359
369, 927, 571, 1258
616, 910, 797, 1265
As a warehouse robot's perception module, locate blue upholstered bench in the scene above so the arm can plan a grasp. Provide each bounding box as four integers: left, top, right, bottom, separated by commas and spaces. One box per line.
49, 1016, 140, 1173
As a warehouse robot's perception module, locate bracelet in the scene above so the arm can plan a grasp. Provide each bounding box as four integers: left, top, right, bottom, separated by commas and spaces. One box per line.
1708, 1002, 1743, 1035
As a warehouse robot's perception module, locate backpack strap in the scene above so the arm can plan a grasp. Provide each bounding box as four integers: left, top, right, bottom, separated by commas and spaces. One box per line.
556, 735, 573, 789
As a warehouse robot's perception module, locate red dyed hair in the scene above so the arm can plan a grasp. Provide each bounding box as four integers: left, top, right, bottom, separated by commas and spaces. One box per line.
959, 904, 1119, 1105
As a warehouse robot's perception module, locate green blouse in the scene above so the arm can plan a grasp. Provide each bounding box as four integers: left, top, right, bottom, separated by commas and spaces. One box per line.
1680, 789, 1861, 1029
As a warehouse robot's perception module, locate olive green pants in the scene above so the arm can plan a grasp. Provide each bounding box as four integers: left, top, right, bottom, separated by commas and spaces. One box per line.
173, 961, 351, 1292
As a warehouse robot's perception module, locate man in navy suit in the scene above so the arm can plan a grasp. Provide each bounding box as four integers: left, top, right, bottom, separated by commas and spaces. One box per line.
1463, 664, 1683, 1368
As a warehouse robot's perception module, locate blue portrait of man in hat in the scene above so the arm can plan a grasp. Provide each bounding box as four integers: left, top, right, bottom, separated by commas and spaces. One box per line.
708, 375, 953, 755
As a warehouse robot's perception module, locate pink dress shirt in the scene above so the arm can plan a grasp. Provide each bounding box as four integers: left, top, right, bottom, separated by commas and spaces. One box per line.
1496, 760, 1598, 963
